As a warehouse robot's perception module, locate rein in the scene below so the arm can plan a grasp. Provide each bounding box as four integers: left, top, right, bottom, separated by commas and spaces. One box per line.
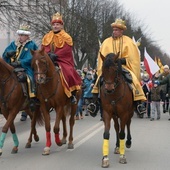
0, 64, 18, 105
33, 56, 57, 83
37, 69, 60, 103
33, 55, 60, 104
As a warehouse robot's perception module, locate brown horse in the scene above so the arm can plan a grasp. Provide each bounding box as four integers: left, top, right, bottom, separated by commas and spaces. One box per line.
100, 53, 134, 167
31, 49, 81, 155
0, 58, 43, 156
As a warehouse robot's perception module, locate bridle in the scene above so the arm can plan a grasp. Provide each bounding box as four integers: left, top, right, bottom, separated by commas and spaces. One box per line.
33, 55, 60, 104
33, 56, 54, 83
102, 64, 126, 105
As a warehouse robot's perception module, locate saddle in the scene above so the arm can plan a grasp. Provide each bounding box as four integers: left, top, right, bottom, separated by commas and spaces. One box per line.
13, 68, 38, 111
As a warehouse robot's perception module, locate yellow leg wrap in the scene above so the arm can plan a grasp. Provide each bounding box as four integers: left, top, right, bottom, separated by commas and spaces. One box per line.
119, 139, 125, 155
103, 139, 109, 156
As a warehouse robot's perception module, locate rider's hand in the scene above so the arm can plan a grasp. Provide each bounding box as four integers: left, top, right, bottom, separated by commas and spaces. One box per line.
48, 52, 58, 65
6, 51, 16, 58
10, 61, 21, 68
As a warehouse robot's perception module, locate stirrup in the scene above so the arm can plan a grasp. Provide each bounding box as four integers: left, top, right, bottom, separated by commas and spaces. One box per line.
137, 104, 146, 115
71, 95, 77, 104
87, 103, 99, 117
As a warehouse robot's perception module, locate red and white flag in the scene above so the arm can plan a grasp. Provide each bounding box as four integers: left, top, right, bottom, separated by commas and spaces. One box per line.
144, 48, 159, 78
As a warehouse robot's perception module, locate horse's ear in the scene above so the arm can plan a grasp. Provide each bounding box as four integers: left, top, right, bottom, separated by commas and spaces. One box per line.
40, 46, 45, 55
115, 52, 120, 60
100, 53, 105, 62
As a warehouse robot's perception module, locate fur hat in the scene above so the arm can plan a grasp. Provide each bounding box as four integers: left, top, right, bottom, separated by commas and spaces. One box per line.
16, 24, 31, 35
163, 65, 169, 69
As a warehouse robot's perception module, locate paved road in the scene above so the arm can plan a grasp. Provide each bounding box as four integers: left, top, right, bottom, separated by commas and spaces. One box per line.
0, 110, 170, 170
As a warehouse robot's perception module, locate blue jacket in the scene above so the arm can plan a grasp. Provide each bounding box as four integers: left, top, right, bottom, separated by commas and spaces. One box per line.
2, 40, 38, 80
83, 78, 94, 98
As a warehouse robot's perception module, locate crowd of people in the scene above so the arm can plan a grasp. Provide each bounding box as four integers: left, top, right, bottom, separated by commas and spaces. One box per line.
1, 12, 170, 123
141, 65, 170, 121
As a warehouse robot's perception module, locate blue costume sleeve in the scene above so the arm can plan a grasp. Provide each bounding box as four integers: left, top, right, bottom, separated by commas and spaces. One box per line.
2, 41, 17, 63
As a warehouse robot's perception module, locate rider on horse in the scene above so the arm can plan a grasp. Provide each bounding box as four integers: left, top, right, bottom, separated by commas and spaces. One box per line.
88, 19, 146, 116
41, 12, 82, 104
2, 23, 38, 113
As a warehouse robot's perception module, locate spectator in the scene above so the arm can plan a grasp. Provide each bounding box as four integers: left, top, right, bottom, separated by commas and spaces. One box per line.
141, 72, 152, 118
159, 65, 170, 113
83, 71, 94, 116
150, 81, 161, 121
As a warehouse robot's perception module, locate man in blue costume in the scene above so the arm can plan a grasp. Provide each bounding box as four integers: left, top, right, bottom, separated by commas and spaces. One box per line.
2, 24, 38, 121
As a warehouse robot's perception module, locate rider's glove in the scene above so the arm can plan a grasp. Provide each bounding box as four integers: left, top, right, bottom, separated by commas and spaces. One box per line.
10, 61, 21, 68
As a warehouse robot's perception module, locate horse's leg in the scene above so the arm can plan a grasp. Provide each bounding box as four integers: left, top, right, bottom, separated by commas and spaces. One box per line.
0, 112, 17, 156
9, 122, 19, 154
67, 105, 76, 149
53, 107, 63, 147
126, 118, 132, 149
42, 108, 51, 156
61, 114, 67, 145
102, 111, 111, 168
113, 117, 120, 154
119, 121, 127, 164
25, 109, 39, 148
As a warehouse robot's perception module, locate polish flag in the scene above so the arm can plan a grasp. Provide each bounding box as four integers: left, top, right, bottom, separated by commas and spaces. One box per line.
144, 48, 159, 78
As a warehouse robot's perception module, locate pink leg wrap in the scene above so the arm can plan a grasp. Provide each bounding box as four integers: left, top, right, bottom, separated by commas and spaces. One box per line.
55, 133, 61, 144
46, 132, 51, 147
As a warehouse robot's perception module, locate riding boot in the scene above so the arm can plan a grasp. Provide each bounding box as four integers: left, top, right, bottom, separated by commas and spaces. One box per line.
87, 93, 99, 117
29, 97, 40, 112
134, 101, 146, 117
70, 91, 77, 104
20, 111, 27, 121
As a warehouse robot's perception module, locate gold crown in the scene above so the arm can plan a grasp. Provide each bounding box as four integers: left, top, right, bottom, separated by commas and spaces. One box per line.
111, 19, 127, 30
51, 12, 63, 24
17, 23, 31, 35
19, 24, 30, 31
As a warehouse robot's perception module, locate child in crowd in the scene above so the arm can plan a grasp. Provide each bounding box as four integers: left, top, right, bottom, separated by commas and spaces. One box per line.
150, 80, 161, 121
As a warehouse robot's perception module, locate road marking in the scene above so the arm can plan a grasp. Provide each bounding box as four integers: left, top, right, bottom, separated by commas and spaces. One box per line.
67, 122, 104, 151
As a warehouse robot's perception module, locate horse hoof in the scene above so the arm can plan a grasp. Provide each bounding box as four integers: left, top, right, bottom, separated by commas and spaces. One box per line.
126, 144, 131, 149
126, 140, 131, 148
34, 135, 39, 142
62, 139, 67, 144
102, 156, 109, 168
56, 142, 62, 147
114, 147, 120, 154
0, 148, 2, 156
25, 143, 31, 148
67, 143, 74, 149
42, 147, 50, 156
11, 147, 18, 154
119, 154, 127, 164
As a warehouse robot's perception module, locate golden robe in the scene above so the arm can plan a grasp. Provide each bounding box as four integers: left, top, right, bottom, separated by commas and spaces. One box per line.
92, 35, 146, 101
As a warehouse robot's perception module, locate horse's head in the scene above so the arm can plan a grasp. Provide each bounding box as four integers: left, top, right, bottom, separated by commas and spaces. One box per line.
31, 48, 55, 84
101, 53, 120, 93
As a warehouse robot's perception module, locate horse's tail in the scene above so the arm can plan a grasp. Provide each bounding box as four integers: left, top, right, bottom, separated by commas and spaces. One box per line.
35, 106, 44, 126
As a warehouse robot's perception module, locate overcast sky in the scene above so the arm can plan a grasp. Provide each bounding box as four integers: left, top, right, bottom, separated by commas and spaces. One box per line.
120, 0, 170, 55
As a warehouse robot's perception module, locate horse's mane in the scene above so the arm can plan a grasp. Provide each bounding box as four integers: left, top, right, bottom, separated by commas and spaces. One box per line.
103, 53, 116, 68
0, 57, 13, 72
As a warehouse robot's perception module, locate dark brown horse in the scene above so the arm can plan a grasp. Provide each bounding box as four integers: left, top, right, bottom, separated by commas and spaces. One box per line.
31, 49, 81, 155
0, 58, 43, 156
100, 53, 134, 167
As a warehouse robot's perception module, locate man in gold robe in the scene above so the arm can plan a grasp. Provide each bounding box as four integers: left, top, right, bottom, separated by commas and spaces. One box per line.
88, 19, 146, 116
